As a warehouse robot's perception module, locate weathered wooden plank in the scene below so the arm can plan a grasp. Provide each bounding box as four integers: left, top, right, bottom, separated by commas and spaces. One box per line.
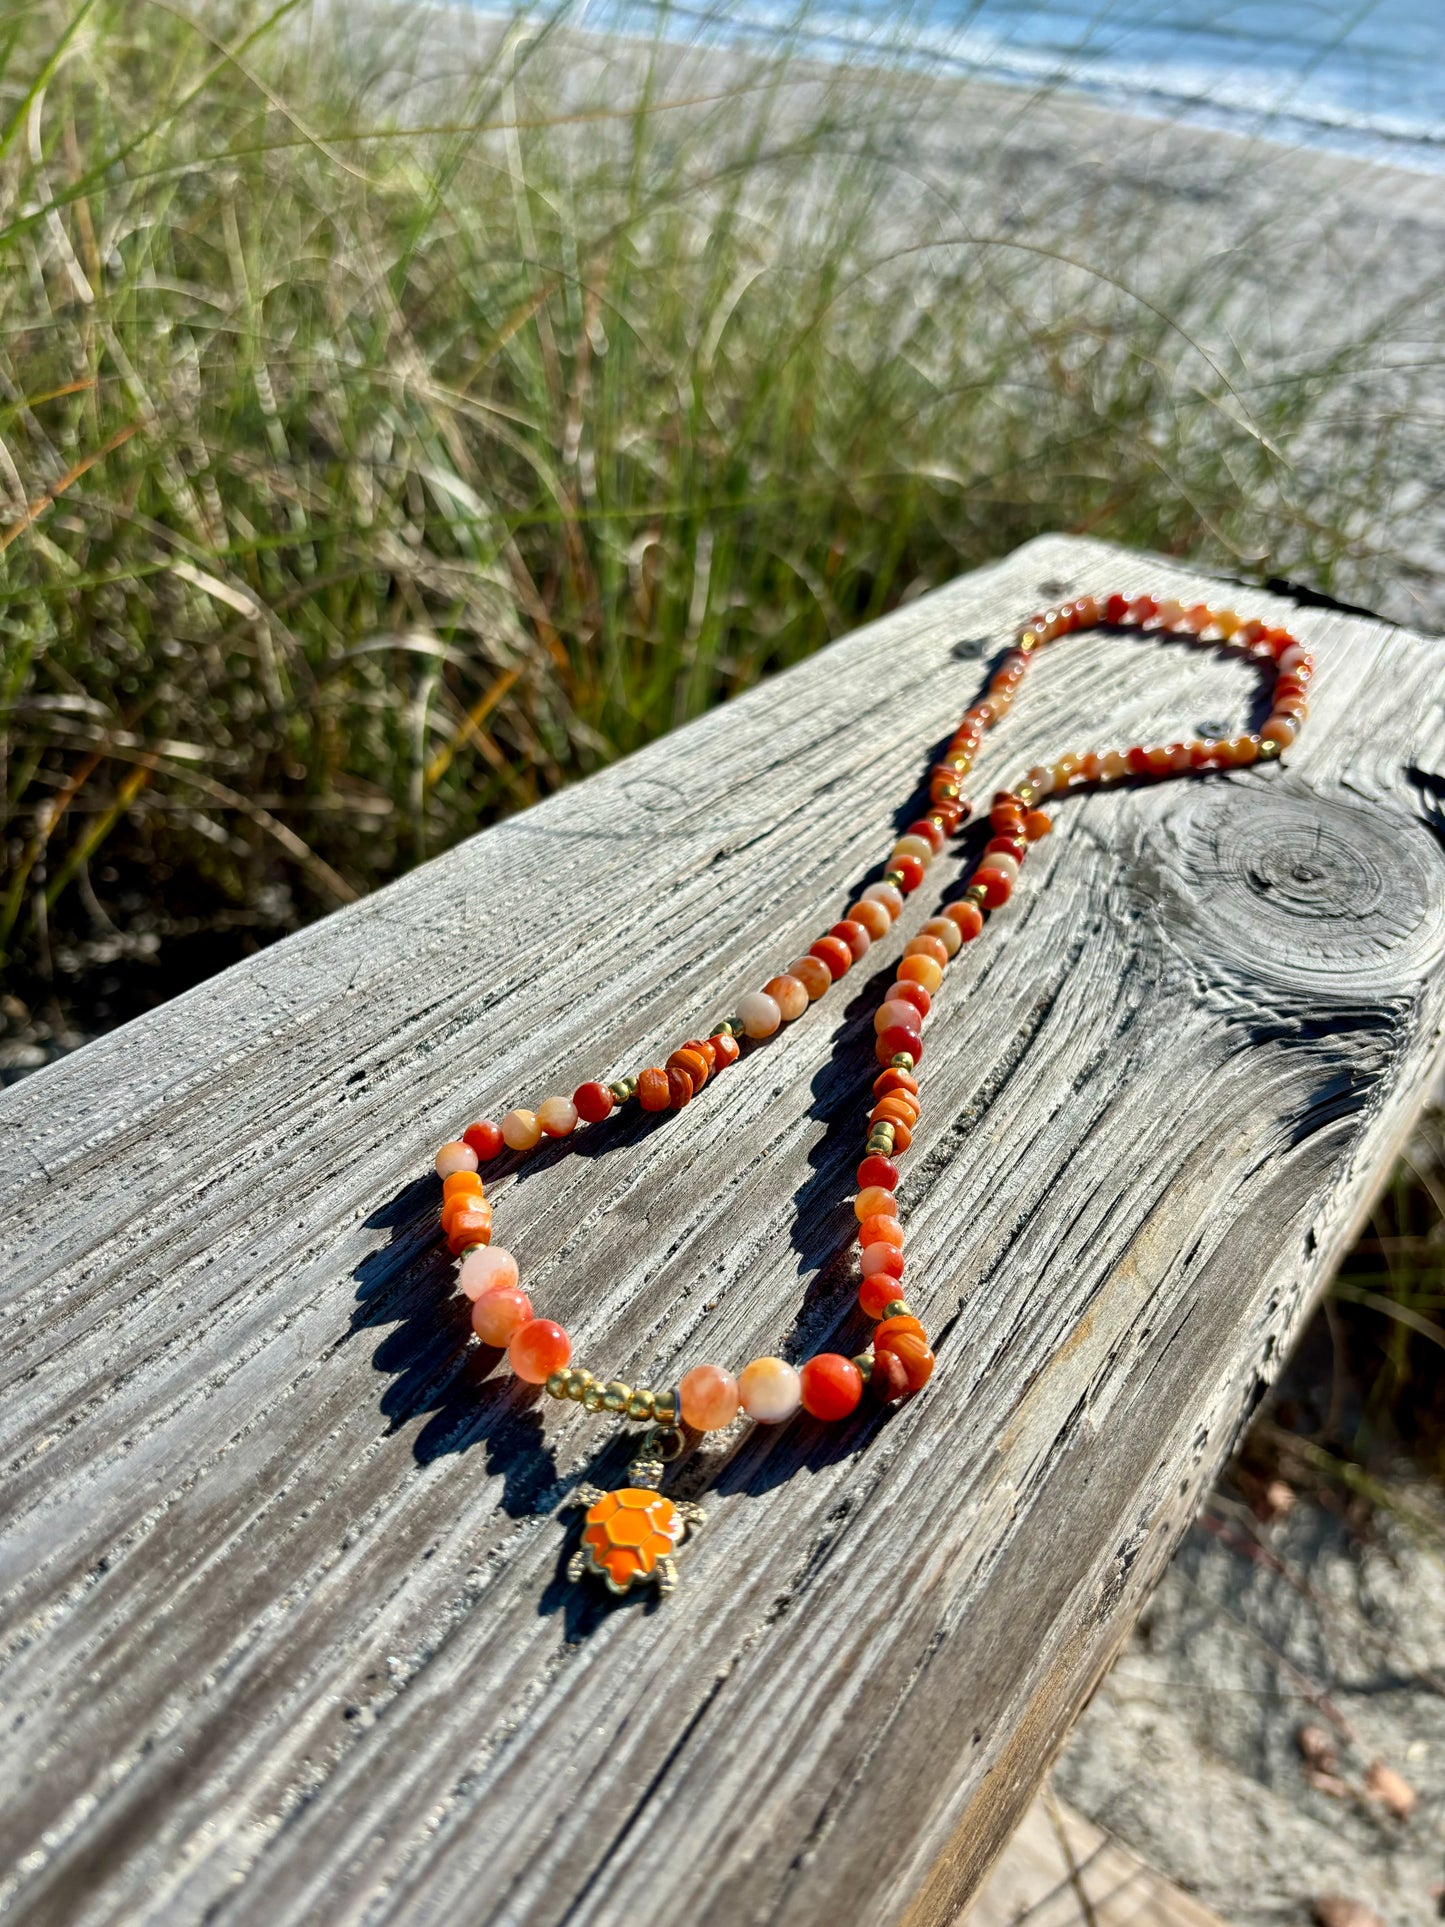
1, 533, 1442, 1927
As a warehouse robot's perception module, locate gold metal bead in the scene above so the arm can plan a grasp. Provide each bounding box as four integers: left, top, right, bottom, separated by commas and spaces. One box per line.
1016, 783, 1036, 806
625, 1387, 657, 1422
545, 1371, 571, 1400
582, 1382, 608, 1412
964, 881, 989, 905
1257, 739, 1282, 762
883, 1300, 913, 1321
712, 1016, 744, 1039
884, 869, 906, 889
852, 1351, 875, 1376
601, 1379, 632, 1414
564, 1368, 595, 1401
935, 782, 959, 801
890, 1051, 915, 1072
653, 1388, 679, 1426
1019, 629, 1041, 650
609, 1078, 636, 1103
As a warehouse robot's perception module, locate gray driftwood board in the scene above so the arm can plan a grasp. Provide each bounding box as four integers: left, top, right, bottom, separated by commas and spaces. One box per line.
3, 533, 1443, 1927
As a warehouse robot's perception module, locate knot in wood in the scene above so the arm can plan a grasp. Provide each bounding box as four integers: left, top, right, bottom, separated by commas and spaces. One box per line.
1165, 787, 1445, 996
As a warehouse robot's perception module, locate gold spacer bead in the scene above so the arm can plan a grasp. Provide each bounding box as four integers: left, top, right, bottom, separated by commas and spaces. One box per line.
1257, 739, 1282, 762
653, 1387, 679, 1426
852, 1351, 875, 1376
1019, 629, 1041, 650
935, 783, 960, 801
601, 1379, 633, 1414
1016, 783, 1037, 806
884, 870, 906, 889
625, 1387, 657, 1421
564, 1368, 595, 1401
582, 1382, 608, 1412
890, 1051, 915, 1072
545, 1370, 571, 1399
609, 1078, 637, 1103
964, 881, 989, 905
883, 1300, 913, 1321
714, 1016, 744, 1038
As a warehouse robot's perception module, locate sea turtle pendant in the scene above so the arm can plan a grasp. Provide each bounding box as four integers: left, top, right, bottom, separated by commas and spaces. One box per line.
564, 1433, 706, 1598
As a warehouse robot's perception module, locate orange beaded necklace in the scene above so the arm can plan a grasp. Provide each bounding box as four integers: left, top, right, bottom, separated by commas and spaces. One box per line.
431, 590, 1312, 1597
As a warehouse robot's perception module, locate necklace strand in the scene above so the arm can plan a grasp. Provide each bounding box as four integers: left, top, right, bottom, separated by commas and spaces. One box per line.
432, 590, 1312, 1450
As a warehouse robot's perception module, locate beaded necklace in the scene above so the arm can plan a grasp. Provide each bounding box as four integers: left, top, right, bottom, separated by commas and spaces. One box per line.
430, 590, 1312, 1598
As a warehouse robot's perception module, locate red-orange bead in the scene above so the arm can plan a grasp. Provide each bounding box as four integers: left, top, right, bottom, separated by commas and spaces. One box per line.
463, 1120, 504, 1160
906, 817, 945, 854
508, 1318, 571, 1383
810, 934, 853, 980
856, 1154, 898, 1192
872, 1067, 919, 1100
893, 854, 925, 893
985, 836, 1026, 865
442, 1192, 490, 1236
637, 1067, 671, 1111
799, 1353, 864, 1422
667, 1067, 694, 1108
1022, 810, 1052, 841
668, 1046, 709, 1091
869, 1349, 911, 1403
711, 1031, 741, 1068
974, 866, 1013, 909
947, 901, 984, 941
831, 919, 872, 961
859, 1269, 905, 1320
876, 1024, 922, 1066
876, 1328, 935, 1392
573, 1081, 615, 1124
905, 933, 949, 969
889, 980, 930, 1020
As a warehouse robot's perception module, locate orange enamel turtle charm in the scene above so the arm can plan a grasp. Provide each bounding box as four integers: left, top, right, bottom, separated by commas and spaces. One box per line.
564, 1434, 706, 1598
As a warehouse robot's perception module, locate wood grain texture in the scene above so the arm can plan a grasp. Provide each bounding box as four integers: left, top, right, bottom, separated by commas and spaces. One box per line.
2, 533, 1443, 1927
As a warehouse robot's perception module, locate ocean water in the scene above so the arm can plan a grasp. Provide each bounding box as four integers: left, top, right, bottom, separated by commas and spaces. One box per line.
581, 0, 1445, 172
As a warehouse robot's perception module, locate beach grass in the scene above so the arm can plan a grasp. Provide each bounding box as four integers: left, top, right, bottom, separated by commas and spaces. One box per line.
2, 0, 1438, 1020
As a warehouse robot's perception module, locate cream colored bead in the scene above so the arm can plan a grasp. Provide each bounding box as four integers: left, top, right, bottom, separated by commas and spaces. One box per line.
1026, 764, 1054, 797
501, 1108, 541, 1151
862, 880, 905, 920
983, 851, 1020, 883
922, 916, 961, 957
736, 989, 783, 1039
1101, 749, 1129, 780
537, 1095, 578, 1137
737, 1356, 802, 1424
890, 833, 934, 868
435, 1140, 479, 1179
460, 1245, 519, 1299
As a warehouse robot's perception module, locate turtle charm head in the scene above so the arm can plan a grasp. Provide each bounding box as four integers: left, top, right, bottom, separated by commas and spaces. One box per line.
564, 1429, 706, 1599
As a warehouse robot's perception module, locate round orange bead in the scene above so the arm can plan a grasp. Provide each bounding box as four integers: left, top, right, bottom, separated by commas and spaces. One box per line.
859, 1270, 905, 1318
810, 935, 853, 980
799, 1354, 864, 1422
472, 1286, 533, 1347
508, 1318, 571, 1383
679, 1363, 740, 1431
859, 1213, 904, 1250
790, 955, 833, 1001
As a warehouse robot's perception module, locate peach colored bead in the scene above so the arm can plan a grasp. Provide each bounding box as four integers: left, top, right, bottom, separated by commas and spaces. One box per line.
508, 1317, 571, 1383
980, 850, 1020, 883
537, 1095, 578, 1137
501, 1108, 541, 1151
679, 1364, 741, 1431
737, 989, 783, 1039
763, 973, 810, 1022
922, 916, 961, 957
874, 998, 923, 1038
861, 1242, 906, 1279
460, 1245, 520, 1300
1262, 714, 1297, 746
472, 1285, 533, 1347
1102, 749, 1129, 779
848, 898, 892, 941
891, 834, 934, 868
435, 1140, 479, 1179
1026, 765, 1054, 796
737, 1356, 802, 1424
855, 1184, 898, 1222
789, 955, 833, 1001
859, 1212, 904, 1249
897, 953, 943, 993
862, 880, 904, 920
904, 933, 949, 969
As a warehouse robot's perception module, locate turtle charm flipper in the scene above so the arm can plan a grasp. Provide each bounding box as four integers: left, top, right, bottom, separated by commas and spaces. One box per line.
564, 1432, 706, 1599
